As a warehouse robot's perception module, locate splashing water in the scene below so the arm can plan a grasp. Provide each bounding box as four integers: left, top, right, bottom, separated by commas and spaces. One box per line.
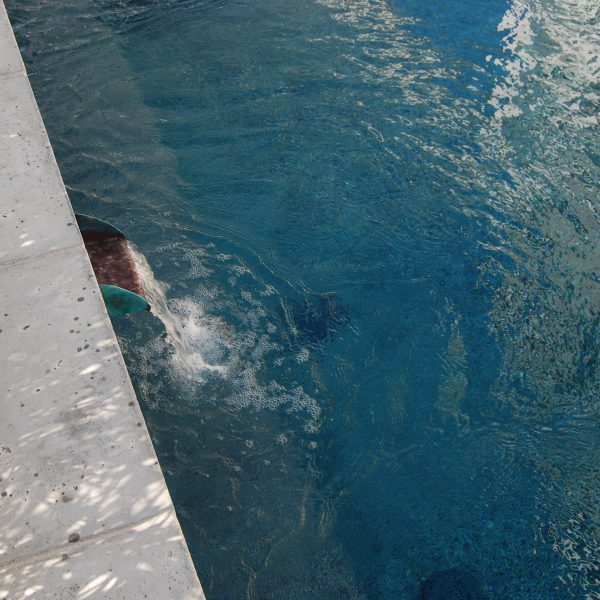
128, 242, 320, 428
129, 243, 229, 381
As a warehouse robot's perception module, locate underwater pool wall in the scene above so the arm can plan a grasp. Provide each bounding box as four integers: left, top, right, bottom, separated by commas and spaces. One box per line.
0, 3, 205, 597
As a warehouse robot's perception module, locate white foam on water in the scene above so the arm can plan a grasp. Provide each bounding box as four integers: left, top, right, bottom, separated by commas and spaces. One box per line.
129, 243, 229, 381
128, 242, 321, 430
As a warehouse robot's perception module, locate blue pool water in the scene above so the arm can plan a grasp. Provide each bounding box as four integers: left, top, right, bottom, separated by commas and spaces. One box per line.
7, 0, 600, 597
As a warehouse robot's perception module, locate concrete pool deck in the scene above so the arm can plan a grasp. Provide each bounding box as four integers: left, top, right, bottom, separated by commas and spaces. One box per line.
0, 3, 205, 598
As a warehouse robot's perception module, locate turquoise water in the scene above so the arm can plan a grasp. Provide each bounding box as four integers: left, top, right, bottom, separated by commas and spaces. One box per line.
7, 0, 600, 598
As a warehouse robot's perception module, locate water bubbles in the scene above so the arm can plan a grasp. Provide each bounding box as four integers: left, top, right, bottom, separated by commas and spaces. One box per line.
296, 348, 310, 364
182, 246, 212, 279
260, 285, 277, 297
232, 265, 250, 276
129, 242, 321, 431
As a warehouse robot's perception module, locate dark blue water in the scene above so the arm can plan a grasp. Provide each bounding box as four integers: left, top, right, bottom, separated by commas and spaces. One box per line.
7, 0, 600, 598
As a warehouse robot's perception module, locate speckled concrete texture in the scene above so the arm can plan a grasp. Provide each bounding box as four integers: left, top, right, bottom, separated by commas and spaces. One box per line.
0, 71, 81, 263
0, 2, 205, 597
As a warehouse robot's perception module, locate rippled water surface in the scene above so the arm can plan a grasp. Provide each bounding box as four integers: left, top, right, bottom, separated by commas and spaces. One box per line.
7, 0, 600, 597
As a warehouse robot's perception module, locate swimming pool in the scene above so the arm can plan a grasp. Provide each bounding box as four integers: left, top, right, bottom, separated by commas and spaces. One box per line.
7, 0, 600, 597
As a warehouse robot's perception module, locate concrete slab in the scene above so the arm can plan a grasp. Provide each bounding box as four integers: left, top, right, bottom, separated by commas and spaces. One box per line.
0, 3, 24, 76
0, 2, 205, 597
0, 72, 81, 264
0, 248, 173, 563
0, 511, 201, 600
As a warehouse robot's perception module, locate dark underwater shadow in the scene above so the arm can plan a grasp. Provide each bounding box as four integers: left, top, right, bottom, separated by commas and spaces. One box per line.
416, 569, 487, 600
278, 292, 350, 346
